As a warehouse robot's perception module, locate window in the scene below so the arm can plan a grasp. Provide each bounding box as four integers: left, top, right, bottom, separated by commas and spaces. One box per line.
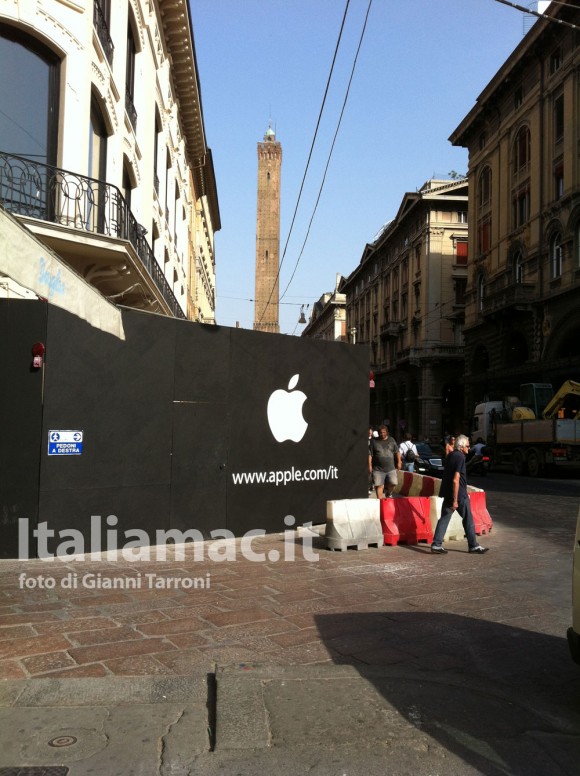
478, 167, 491, 208
479, 132, 486, 150
550, 233, 562, 278
554, 162, 564, 200
0, 25, 59, 166
455, 278, 467, 305
514, 86, 523, 109
513, 126, 531, 175
414, 245, 421, 272
153, 106, 162, 195
478, 218, 491, 254
89, 96, 108, 181
125, 18, 137, 129
93, 1, 113, 64
513, 188, 529, 228
122, 161, 133, 211
456, 241, 468, 265
458, 211, 467, 223
550, 47, 561, 75
513, 250, 523, 283
554, 94, 564, 143
88, 96, 108, 232
165, 151, 171, 223
478, 275, 485, 312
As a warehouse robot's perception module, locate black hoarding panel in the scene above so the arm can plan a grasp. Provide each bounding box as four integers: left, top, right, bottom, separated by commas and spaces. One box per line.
170, 321, 231, 536
0, 300, 46, 558
37, 484, 171, 557
226, 328, 369, 535
40, 306, 175, 490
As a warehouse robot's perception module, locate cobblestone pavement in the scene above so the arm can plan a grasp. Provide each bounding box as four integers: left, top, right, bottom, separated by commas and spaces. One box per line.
0, 473, 578, 682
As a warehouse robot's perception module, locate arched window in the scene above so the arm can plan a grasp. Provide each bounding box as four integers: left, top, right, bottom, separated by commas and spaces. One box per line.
0, 24, 59, 166
550, 232, 563, 278
513, 126, 531, 175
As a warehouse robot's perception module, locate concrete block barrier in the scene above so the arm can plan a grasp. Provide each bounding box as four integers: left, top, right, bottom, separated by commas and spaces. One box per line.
397, 470, 415, 497
380, 497, 433, 546
428, 497, 465, 542
469, 491, 493, 535
325, 499, 384, 551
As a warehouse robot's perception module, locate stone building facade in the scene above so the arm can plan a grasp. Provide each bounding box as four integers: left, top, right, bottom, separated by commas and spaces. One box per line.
0, 0, 219, 321
301, 274, 346, 342
253, 126, 282, 333
343, 179, 469, 441
450, 0, 580, 413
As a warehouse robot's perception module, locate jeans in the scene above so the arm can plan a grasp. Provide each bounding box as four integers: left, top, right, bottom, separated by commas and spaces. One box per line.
403, 462, 415, 473
432, 496, 478, 548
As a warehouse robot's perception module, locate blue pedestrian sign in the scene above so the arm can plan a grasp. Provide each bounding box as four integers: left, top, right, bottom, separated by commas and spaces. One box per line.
48, 430, 83, 456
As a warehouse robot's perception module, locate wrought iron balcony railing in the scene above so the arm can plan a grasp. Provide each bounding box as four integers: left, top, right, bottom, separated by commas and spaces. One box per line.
0, 151, 185, 319
93, 1, 114, 65
125, 90, 138, 131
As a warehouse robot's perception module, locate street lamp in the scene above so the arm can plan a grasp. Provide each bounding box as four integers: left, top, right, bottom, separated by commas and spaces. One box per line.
350, 326, 357, 344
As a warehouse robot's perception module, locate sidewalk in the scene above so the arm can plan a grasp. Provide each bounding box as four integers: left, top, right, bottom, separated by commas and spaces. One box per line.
1, 480, 580, 774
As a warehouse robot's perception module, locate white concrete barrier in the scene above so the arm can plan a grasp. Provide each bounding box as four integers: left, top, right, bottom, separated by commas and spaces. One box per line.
325, 499, 384, 551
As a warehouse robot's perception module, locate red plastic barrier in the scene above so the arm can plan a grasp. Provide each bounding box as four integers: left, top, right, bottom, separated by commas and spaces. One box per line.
380, 497, 433, 546
419, 476, 436, 497
469, 491, 493, 535
398, 471, 414, 497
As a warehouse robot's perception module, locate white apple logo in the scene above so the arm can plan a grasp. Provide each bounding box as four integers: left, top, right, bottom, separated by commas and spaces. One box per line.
267, 374, 308, 443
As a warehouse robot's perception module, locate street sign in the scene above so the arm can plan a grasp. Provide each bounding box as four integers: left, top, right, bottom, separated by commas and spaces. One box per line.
48, 430, 83, 456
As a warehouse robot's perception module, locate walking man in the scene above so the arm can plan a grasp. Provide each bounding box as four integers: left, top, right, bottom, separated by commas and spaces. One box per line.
369, 425, 401, 499
431, 434, 489, 554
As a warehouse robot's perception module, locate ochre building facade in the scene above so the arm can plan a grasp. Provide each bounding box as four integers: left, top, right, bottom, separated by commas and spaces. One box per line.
450, 0, 580, 414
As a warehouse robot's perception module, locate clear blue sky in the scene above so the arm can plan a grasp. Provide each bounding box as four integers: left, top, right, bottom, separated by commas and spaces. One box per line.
190, 0, 534, 334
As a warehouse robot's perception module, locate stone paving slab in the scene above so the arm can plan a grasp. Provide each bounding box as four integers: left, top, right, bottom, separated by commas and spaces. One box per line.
0, 676, 210, 774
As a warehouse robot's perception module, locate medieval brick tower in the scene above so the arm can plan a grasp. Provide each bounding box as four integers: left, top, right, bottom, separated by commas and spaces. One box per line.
253, 125, 282, 333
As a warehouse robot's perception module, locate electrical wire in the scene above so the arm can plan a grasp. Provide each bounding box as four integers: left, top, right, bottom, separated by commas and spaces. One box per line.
257, 0, 352, 325
279, 0, 373, 304
492, 0, 580, 30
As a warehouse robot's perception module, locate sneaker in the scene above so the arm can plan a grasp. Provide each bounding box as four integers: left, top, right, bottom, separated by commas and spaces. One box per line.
431, 545, 448, 554
469, 545, 489, 554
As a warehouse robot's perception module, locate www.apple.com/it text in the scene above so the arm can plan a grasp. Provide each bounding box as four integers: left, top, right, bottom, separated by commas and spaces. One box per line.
231, 464, 339, 486
18, 572, 210, 591
18, 515, 319, 562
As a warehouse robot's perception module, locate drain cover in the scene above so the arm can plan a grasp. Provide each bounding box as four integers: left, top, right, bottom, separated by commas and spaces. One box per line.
47, 737, 77, 748
0, 769, 69, 775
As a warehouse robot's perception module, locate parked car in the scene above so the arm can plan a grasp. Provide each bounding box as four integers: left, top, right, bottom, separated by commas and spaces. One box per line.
414, 443, 445, 478
568, 507, 580, 665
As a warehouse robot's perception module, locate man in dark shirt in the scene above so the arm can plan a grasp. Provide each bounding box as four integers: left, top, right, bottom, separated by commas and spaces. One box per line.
431, 434, 489, 554
369, 425, 401, 499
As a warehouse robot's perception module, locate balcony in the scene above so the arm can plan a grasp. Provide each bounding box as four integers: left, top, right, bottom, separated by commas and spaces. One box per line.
397, 345, 463, 366
481, 279, 536, 317
0, 152, 185, 318
380, 321, 400, 339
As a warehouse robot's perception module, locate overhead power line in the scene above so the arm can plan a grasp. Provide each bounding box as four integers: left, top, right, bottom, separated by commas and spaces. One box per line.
280, 0, 373, 304
493, 0, 580, 30
257, 0, 352, 325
